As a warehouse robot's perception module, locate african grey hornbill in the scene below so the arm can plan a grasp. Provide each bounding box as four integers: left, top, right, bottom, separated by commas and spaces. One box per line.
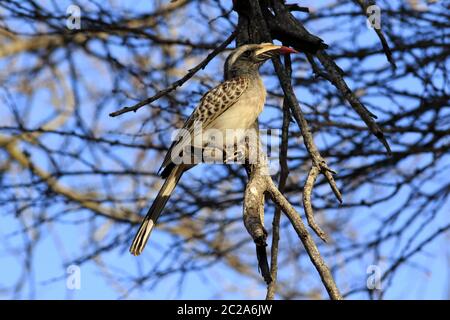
130, 43, 297, 256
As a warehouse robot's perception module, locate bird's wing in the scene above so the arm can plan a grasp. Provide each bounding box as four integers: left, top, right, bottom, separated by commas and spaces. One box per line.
159, 76, 249, 174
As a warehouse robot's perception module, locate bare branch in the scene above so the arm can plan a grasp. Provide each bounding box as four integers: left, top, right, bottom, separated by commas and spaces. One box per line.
266, 181, 343, 300
109, 31, 236, 117
353, 0, 397, 69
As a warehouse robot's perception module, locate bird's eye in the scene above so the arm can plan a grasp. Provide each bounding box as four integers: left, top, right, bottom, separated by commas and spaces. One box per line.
241, 51, 252, 58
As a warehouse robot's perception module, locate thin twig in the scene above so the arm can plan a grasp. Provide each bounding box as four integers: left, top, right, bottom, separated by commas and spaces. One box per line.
315, 50, 392, 154
109, 31, 236, 117
353, 0, 397, 69
303, 166, 328, 242
285, 4, 310, 13
265, 97, 290, 300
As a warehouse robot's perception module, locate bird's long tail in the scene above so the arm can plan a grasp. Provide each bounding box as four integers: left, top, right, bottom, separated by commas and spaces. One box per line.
130, 165, 184, 256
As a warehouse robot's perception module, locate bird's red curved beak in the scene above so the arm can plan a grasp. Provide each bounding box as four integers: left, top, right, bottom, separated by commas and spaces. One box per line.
278, 46, 298, 54
255, 44, 299, 59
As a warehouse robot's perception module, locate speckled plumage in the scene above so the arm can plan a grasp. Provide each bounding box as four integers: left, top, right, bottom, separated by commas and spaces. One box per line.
159, 76, 251, 173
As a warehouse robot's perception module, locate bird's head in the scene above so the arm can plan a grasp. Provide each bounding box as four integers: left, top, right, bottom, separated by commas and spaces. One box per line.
224, 43, 297, 79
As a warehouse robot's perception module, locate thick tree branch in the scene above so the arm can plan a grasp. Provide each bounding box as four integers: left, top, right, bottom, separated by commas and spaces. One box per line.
266, 181, 343, 300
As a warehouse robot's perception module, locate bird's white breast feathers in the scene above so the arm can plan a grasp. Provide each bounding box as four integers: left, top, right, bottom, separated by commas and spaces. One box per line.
203, 78, 266, 148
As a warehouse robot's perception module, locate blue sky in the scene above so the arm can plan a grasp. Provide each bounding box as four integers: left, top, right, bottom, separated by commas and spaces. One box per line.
0, 0, 448, 299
